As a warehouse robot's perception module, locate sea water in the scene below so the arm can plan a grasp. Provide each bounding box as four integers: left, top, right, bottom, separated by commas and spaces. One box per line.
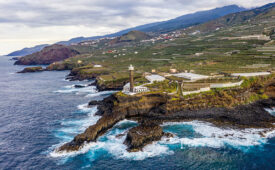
1, 56, 275, 169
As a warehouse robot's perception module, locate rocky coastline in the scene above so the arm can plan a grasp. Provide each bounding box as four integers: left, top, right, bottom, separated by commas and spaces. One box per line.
17, 66, 44, 73
58, 76, 275, 153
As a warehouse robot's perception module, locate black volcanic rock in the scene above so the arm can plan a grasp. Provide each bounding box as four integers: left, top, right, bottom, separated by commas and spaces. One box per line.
17, 66, 43, 73
58, 76, 275, 153
124, 122, 165, 152
74, 85, 86, 88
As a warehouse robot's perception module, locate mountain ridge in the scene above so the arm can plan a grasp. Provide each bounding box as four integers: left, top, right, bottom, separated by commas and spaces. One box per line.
7, 4, 246, 56
7, 44, 49, 56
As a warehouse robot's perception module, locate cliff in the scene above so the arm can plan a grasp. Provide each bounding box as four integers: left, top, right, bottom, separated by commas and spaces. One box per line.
7, 44, 48, 56
58, 75, 275, 153
14, 44, 80, 65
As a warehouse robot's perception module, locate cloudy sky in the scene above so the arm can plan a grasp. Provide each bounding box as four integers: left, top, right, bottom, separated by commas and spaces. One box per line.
0, 0, 274, 55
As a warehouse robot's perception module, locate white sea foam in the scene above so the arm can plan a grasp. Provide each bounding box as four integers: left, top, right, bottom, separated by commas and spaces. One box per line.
77, 103, 95, 113
50, 141, 105, 158
51, 104, 100, 157
161, 121, 275, 150
85, 90, 117, 98
62, 105, 99, 128
51, 119, 275, 160
265, 107, 275, 116
54, 85, 97, 94
51, 107, 275, 161
103, 139, 173, 160
51, 119, 173, 160
64, 84, 90, 89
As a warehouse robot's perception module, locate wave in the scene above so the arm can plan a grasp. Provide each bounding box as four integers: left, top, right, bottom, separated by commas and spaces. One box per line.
265, 107, 275, 116
52, 104, 100, 149
85, 90, 117, 98
54, 85, 97, 94
76, 103, 96, 113
51, 119, 275, 161
50, 119, 173, 160
161, 121, 275, 150
64, 84, 88, 89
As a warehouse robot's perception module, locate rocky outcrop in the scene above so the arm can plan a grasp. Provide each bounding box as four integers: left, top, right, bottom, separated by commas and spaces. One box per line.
124, 122, 171, 152
14, 44, 79, 65
74, 85, 86, 88
65, 66, 110, 81
95, 78, 127, 91
17, 66, 44, 73
58, 76, 275, 153
65, 67, 128, 91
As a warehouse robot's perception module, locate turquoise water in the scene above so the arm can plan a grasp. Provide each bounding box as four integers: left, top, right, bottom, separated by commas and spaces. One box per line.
1, 56, 275, 169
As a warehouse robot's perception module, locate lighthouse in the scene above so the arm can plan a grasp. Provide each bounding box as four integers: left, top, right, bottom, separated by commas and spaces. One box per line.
129, 64, 134, 92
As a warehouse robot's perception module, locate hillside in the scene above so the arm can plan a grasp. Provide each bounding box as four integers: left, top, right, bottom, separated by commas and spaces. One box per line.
7, 4, 245, 56
110, 31, 151, 44
7, 44, 49, 57
135, 5, 246, 33
185, 2, 275, 34
62, 5, 245, 44
42, 2, 275, 92
14, 44, 80, 65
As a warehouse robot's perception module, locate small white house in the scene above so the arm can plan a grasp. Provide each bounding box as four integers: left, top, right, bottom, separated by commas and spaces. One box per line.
195, 53, 203, 56
145, 74, 166, 83
172, 73, 209, 80
94, 65, 102, 68
123, 83, 149, 94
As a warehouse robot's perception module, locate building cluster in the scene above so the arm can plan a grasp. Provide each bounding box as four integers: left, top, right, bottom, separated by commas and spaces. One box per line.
71, 37, 116, 46
122, 64, 272, 96
140, 31, 182, 43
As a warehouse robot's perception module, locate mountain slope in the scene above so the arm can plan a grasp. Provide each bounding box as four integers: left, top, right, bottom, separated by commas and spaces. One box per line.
14, 44, 80, 65
7, 44, 49, 56
46, 2, 275, 84
60, 5, 245, 45
135, 5, 246, 33
186, 2, 275, 33
110, 30, 151, 44
7, 5, 245, 55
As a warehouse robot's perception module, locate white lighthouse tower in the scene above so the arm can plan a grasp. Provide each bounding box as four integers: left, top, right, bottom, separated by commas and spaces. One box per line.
129, 64, 134, 92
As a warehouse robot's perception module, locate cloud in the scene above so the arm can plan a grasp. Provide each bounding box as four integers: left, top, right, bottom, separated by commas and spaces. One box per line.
0, 0, 274, 55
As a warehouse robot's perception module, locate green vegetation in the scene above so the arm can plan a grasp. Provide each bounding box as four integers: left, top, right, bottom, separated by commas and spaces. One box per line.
241, 74, 274, 88
246, 93, 269, 103
18, 66, 43, 73
145, 80, 178, 93
45, 4, 274, 89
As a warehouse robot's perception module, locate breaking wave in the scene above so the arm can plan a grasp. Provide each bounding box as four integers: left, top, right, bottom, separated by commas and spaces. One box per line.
161, 121, 275, 150
85, 90, 118, 98
50, 120, 173, 160
265, 107, 275, 116
50, 117, 275, 162
50, 103, 100, 154
54, 84, 97, 94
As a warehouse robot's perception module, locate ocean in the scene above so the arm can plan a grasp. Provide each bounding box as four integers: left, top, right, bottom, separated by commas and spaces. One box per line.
0, 56, 275, 170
